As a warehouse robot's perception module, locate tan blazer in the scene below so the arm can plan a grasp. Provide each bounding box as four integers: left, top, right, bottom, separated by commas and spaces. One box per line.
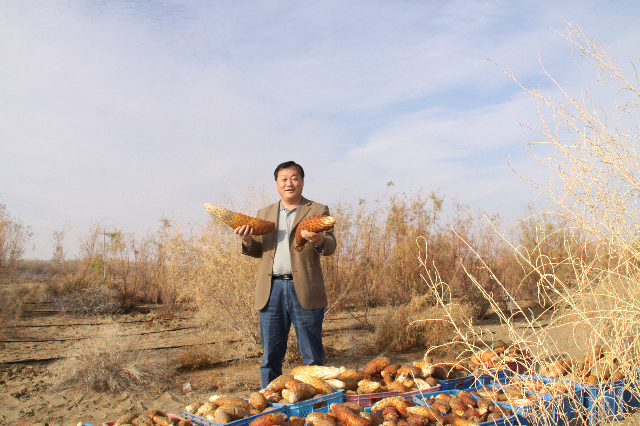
244, 196, 336, 310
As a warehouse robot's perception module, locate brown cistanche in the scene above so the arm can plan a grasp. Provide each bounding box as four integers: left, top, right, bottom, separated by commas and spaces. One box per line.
294, 216, 336, 251
204, 203, 276, 235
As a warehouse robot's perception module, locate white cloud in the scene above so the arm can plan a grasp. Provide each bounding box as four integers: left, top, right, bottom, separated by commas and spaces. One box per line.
0, 1, 638, 258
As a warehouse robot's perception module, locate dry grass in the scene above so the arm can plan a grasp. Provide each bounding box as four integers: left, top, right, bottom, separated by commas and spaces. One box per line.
173, 344, 221, 370
53, 285, 122, 315
324, 191, 544, 324
0, 282, 42, 338
362, 294, 476, 355
50, 322, 172, 393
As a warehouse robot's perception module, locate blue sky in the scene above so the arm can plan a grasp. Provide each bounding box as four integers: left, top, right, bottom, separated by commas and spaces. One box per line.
1, 1, 639, 259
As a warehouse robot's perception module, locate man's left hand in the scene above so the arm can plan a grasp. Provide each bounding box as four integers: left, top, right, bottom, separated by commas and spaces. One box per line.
300, 230, 324, 246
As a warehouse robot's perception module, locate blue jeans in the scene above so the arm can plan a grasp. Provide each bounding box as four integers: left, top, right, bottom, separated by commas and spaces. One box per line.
259, 278, 324, 389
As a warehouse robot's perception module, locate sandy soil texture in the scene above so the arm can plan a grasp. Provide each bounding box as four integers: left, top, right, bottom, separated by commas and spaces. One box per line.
1, 302, 410, 425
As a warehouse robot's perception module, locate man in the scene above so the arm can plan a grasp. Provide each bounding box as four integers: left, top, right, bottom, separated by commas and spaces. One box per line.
234, 161, 337, 389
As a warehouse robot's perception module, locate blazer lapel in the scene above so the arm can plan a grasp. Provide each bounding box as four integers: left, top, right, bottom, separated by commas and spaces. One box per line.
290, 197, 312, 241
261, 201, 281, 249
266, 201, 280, 222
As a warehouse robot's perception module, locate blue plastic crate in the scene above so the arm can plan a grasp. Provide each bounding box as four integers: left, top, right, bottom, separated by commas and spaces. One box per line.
533, 374, 626, 426
472, 384, 555, 426
271, 390, 344, 417
454, 380, 560, 426
438, 374, 492, 390
413, 382, 559, 426
623, 371, 640, 412
410, 387, 524, 426
183, 406, 286, 426
497, 389, 566, 426
575, 379, 625, 425
537, 380, 585, 426
482, 369, 514, 383
491, 374, 585, 426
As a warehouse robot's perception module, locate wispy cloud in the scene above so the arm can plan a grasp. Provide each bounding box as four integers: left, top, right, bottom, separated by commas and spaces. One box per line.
0, 1, 638, 258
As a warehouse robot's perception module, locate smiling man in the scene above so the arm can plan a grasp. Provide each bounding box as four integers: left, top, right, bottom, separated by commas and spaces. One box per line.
234, 161, 337, 388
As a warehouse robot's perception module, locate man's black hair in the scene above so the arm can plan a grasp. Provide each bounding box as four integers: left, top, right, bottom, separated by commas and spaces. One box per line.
274, 161, 305, 180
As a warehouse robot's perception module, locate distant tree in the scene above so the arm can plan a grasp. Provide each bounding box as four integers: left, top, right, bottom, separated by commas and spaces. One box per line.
50, 226, 71, 264
0, 203, 33, 278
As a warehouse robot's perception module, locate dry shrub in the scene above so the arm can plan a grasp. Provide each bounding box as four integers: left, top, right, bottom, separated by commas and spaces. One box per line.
0, 283, 42, 338
13, 259, 60, 279
325, 189, 537, 323
53, 285, 122, 315
171, 189, 272, 343
43, 224, 108, 301
362, 295, 475, 354
324, 190, 444, 319
489, 20, 640, 370
180, 221, 260, 342
47, 221, 184, 309
0, 291, 18, 338
173, 344, 220, 370
419, 21, 640, 426
50, 323, 171, 392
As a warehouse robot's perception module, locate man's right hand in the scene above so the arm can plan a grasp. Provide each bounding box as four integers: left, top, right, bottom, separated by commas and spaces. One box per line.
234, 225, 254, 246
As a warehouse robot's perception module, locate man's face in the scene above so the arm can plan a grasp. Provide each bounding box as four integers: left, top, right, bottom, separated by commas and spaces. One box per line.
276, 167, 304, 204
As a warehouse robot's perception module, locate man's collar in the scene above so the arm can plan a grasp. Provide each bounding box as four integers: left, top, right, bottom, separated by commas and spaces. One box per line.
279, 201, 298, 212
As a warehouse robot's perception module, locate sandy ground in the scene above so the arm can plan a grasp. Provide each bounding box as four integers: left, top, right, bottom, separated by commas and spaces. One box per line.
0, 301, 637, 426
0, 303, 419, 425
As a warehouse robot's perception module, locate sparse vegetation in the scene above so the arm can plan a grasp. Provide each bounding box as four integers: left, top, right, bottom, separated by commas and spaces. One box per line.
12, 259, 61, 279
173, 344, 220, 370
53, 285, 122, 315
50, 322, 172, 393
0, 282, 42, 338
6, 190, 552, 349
362, 295, 475, 355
